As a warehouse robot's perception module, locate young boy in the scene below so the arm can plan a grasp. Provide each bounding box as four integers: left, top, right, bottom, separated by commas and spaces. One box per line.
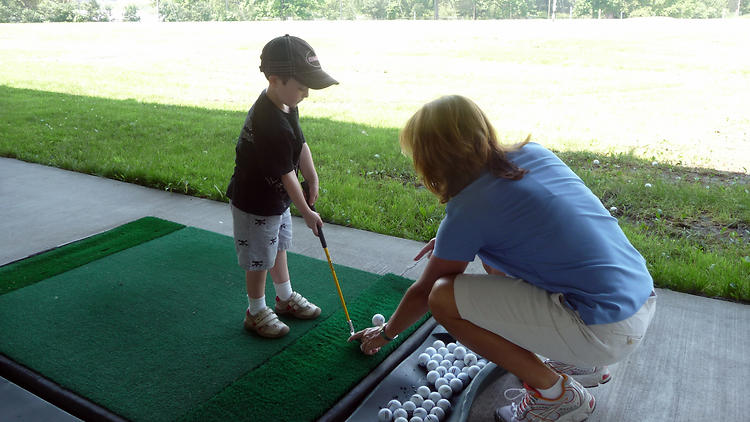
226, 35, 338, 338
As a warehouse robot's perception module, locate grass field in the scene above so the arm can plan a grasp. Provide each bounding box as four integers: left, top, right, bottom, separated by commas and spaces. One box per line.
1, 19, 749, 301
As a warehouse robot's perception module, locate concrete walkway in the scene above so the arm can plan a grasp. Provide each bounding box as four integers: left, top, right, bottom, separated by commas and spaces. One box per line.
1, 157, 747, 421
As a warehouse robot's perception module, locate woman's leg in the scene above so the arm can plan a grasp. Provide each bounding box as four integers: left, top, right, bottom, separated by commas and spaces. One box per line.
428, 275, 559, 390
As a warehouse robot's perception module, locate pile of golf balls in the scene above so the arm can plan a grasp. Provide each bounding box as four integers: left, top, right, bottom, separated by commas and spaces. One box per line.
376, 339, 489, 422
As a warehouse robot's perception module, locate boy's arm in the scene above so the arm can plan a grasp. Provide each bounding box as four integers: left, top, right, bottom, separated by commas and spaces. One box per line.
298, 143, 318, 206
281, 170, 322, 236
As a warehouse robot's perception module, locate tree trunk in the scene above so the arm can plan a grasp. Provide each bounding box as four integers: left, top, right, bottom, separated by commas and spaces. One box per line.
434, 0, 439, 19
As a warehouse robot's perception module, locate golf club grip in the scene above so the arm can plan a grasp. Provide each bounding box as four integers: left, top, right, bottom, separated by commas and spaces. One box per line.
317, 224, 327, 248
301, 180, 327, 248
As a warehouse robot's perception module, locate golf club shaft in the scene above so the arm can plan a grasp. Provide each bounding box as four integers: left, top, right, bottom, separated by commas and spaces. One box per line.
322, 243, 354, 334
302, 180, 355, 334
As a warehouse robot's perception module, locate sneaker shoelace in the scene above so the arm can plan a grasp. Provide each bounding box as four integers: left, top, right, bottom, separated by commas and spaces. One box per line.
504, 385, 537, 419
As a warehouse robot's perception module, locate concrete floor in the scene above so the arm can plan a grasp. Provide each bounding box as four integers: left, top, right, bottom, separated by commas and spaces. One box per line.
1, 157, 748, 421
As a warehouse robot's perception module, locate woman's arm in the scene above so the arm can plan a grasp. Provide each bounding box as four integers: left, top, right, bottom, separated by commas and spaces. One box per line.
350, 251, 468, 355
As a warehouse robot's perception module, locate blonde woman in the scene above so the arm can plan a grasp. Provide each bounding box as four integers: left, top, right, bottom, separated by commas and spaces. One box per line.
350, 95, 656, 422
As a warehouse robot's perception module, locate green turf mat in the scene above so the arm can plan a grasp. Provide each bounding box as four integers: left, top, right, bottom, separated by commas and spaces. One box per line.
0, 216, 184, 295
179, 273, 426, 422
0, 225, 383, 422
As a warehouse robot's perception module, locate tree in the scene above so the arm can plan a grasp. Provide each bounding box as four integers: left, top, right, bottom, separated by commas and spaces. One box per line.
123, 3, 140, 20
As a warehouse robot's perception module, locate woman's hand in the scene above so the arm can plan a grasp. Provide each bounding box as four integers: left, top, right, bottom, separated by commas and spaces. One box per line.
414, 238, 436, 261
348, 325, 388, 355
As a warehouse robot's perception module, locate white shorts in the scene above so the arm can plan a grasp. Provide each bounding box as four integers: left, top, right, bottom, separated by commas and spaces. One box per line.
453, 273, 656, 368
230, 204, 292, 271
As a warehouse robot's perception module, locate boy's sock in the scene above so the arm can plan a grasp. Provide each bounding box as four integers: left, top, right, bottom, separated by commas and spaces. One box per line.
248, 295, 267, 315
274, 280, 293, 301
537, 375, 564, 400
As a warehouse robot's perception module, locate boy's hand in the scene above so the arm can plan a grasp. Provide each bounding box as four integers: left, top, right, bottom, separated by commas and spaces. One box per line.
305, 180, 319, 208
303, 209, 323, 237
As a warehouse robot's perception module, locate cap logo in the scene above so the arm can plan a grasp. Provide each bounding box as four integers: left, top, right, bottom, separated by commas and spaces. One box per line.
305, 51, 320, 68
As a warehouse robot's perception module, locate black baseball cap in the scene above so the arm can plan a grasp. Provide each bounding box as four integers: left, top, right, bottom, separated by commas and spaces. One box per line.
259, 34, 338, 90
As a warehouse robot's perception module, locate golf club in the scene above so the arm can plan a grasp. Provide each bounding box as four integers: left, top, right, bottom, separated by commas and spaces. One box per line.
302, 181, 355, 336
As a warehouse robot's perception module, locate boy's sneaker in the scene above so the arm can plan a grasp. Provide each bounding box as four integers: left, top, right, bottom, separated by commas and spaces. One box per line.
243, 308, 289, 338
275, 292, 321, 320
544, 360, 611, 388
495, 374, 595, 422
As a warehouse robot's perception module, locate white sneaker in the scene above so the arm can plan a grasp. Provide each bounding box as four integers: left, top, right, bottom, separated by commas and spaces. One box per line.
544, 360, 611, 388
243, 308, 289, 338
495, 374, 595, 422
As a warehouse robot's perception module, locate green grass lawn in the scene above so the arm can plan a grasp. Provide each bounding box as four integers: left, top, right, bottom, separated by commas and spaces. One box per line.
1, 19, 748, 301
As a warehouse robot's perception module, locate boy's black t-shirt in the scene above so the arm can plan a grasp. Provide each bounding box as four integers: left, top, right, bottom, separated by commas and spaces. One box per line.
226, 91, 306, 216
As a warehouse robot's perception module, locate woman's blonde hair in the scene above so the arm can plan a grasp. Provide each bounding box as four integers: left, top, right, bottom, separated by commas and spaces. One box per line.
399, 95, 530, 203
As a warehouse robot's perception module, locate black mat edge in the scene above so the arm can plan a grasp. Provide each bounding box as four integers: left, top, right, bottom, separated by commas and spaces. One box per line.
0, 353, 128, 422
316, 317, 438, 422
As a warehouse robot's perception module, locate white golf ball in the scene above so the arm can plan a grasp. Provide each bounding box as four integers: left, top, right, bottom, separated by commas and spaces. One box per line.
436, 366, 447, 377
417, 385, 431, 399
449, 377, 464, 392
403, 400, 417, 414
426, 360, 440, 371
394, 417, 408, 422
424, 347, 437, 357
394, 408, 408, 419
425, 415, 440, 422
435, 377, 449, 388
378, 408, 393, 422
453, 360, 465, 370
436, 398, 452, 411
413, 407, 428, 419
645, 183, 652, 188
464, 353, 478, 366
432, 340, 446, 349
430, 406, 445, 420
477, 361, 486, 369
468, 365, 481, 379
417, 353, 431, 367
440, 360, 451, 369
372, 313, 385, 326
411, 394, 424, 407
446, 342, 457, 353
438, 384, 453, 399
609, 206, 618, 213
431, 353, 443, 363
409, 417, 423, 422
437, 347, 448, 356
428, 391, 442, 403
443, 353, 455, 363
426, 370, 440, 384
458, 372, 470, 385
388, 400, 402, 413
448, 366, 462, 376
422, 399, 435, 411
453, 347, 466, 360
593, 159, 600, 165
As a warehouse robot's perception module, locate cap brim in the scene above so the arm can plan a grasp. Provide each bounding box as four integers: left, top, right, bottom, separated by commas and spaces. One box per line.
296, 70, 338, 90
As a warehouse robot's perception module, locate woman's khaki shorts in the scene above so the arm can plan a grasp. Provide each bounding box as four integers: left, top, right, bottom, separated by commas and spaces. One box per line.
453, 273, 656, 368
230, 204, 292, 271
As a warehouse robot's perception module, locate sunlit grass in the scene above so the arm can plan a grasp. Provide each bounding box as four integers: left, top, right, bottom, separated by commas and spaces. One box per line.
1, 20, 749, 301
